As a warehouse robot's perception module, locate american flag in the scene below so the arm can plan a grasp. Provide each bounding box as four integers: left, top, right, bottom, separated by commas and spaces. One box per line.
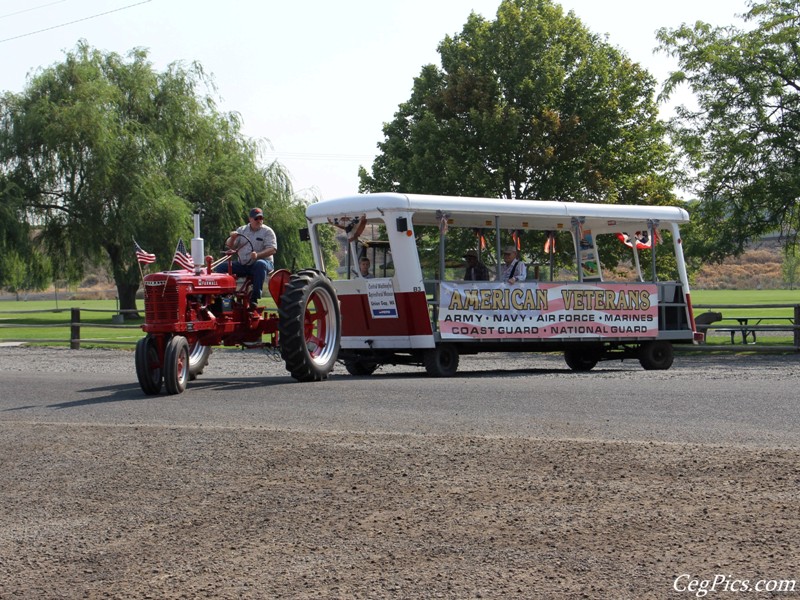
134, 240, 156, 265
173, 238, 194, 271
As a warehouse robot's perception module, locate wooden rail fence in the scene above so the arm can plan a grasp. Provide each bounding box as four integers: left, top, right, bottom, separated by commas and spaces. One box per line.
0, 307, 141, 349
1, 304, 798, 352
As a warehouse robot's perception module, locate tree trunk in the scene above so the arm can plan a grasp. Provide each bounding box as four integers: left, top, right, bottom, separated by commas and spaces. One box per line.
117, 281, 140, 316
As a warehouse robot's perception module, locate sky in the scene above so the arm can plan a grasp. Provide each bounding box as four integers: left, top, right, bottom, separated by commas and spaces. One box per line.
0, 0, 751, 201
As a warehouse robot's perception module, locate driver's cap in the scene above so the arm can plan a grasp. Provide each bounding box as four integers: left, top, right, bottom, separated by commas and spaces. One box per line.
249, 207, 263, 219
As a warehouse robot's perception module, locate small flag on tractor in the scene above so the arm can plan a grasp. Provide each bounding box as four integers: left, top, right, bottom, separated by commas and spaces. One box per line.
173, 238, 194, 271
134, 240, 156, 265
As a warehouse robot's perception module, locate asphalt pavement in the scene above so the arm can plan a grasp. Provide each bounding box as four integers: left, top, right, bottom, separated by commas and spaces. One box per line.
1, 347, 797, 447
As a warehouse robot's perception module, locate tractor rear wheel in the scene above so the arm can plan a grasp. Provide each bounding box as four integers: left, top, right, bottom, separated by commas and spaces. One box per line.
135, 334, 163, 395
164, 335, 190, 394
278, 269, 341, 382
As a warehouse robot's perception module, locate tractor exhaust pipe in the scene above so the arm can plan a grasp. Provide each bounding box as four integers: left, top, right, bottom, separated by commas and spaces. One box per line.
191, 210, 205, 274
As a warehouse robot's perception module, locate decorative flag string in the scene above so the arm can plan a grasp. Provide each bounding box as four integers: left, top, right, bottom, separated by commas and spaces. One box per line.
543, 231, 556, 254
511, 229, 522, 250
436, 210, 450, 234
616, 230, 659, 250
473, 228, 487, 251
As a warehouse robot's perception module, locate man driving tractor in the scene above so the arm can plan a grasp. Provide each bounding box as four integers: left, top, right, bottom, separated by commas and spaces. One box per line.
214, 207, 277, 310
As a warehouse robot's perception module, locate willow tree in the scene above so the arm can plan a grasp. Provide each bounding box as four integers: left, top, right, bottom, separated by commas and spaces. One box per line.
0, 177, 52, 297
0, 41, 288, 310
360, 0, 675, 206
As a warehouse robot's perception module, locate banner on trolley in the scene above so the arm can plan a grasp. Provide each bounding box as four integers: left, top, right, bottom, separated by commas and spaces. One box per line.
438, 282, 659, 340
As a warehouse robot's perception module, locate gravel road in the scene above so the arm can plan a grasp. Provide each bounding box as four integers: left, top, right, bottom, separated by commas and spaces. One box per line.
1, 347, 798, 599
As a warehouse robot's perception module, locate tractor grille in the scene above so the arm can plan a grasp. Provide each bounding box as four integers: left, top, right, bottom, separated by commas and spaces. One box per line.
145, 286, 180, 324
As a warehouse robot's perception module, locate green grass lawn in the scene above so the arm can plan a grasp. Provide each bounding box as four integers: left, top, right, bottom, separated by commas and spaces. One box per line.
692, 289, 799, 343
0, 295, 282, 348
1, 288, 797, 349
0, 299, 143, 348
692, 288, 800, 307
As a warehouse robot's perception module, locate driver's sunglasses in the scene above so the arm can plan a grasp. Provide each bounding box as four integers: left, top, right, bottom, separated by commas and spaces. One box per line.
253, 216, 264, 220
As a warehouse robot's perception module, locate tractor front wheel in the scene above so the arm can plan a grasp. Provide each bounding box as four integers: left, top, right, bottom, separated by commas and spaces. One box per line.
164, 335, 190, 394
278, 269, 341, 382
135, 334, 163, 395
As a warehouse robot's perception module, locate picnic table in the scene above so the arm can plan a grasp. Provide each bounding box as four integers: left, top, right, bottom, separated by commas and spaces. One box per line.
716, 316, 796, 344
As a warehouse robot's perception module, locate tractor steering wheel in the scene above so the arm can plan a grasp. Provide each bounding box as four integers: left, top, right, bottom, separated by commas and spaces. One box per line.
229, 235, 255, 266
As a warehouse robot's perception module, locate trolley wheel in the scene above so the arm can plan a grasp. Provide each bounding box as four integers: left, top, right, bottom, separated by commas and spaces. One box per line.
164, 335, 190, 394
423, 344, 459, 377
135, 334, 163, 395
278, 269, 341, 382
344, 359, 378, 376
564, 347, 600, 372
638, 341, 674, 370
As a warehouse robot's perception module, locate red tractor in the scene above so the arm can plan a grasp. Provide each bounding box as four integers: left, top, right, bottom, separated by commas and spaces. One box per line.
134, 215, 341, 394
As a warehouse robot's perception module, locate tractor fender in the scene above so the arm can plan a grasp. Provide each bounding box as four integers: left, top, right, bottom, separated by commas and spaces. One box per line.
268, 269, 291, 307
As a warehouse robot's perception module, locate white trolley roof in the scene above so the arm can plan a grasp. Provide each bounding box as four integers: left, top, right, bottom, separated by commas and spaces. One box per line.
306, 193, 689, 234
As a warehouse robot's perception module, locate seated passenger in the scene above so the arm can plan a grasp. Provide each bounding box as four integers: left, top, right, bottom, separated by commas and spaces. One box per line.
498, 245, 526, 284
463, 250, 489, 281
359, 256, 373, 279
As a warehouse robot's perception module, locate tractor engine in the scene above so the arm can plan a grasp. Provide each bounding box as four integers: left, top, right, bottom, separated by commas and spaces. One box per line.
142, 267, 278, 349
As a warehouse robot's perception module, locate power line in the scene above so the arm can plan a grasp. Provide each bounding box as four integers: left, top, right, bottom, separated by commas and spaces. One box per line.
0, 0, 69, 20
0, 0, 152, 44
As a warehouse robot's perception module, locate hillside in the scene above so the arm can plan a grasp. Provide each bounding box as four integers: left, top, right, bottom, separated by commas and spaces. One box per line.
693, 248, 787, 290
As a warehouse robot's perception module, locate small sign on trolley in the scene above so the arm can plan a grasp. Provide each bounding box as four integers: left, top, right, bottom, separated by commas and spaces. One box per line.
367, 278, 398, 318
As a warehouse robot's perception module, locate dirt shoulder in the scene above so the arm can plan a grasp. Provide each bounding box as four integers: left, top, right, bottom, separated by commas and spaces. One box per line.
1, 422, 798, 599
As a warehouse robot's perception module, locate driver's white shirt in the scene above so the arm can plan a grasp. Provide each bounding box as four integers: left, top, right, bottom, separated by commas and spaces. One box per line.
235, 223, 277, 263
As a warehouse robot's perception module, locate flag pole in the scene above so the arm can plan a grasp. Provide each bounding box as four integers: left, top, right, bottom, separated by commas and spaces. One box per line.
163, 241, 179, 297
133, 236, 150, 287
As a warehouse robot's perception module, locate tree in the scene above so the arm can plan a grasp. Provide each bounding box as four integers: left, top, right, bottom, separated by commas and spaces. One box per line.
0, 176, 52, 297
0, 41, 297, 310
260, 161, 318, 272
783, 244, 800, 289
359, 0, 676, 267
1, 250, 51, 300
360, 0, 675, 207
657, 0, 800, 261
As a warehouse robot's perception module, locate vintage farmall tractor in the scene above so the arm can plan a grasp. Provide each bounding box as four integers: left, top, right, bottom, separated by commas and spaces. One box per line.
134, 213, 341, 394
